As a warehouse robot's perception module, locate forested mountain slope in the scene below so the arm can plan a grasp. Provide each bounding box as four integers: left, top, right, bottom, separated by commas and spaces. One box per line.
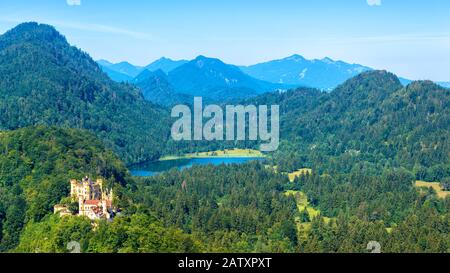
0, 126, 129, 250
134, 69, 192, 106
247, 71, 449, 178
0, 22, 171, 164
0, 126, 198, 253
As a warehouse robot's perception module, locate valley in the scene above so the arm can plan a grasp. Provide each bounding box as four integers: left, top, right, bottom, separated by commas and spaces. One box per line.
0, 22, 448, 254
130, 149, 265, 176
99, 55, 449, 108
159, 149, 265, 161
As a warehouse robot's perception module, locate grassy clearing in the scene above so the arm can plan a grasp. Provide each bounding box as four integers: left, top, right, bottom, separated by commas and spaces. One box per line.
285, 189, 334, 236
265, 166, 312, 179
285, 190, 308, 210
160, 149, 265, 161
265, 165, 278, 173
281, 168, 334, 234
284, 190, 322, 218
415, 180, 450, 199
288, 168, 312, 182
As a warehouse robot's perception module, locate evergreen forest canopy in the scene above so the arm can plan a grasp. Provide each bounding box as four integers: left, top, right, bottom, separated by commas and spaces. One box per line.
0, 22, 171, 165
0, 22, 448, 253
255, 71, 449, 181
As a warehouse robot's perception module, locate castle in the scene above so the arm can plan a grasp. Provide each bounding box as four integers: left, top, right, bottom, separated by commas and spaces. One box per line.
54, 177, 115, 220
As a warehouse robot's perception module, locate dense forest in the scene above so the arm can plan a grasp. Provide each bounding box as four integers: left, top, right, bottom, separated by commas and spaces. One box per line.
252, 71, 450, 180
0, 126, 129, 250
129, 163, 299, 252
130, 164, 449, 253
0, 23, 448, 253
13, 158, 448, 253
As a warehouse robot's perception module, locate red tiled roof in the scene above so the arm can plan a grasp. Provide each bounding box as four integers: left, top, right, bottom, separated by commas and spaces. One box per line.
84, 200, 101, 205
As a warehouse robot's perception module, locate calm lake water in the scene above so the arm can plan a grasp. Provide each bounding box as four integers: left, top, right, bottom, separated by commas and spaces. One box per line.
130, 157, 264, 177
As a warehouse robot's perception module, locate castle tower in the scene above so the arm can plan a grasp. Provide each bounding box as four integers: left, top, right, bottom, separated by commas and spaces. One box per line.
97, 178, 103, 193
102, 199, 108, 216
82, 177, 91, 200
78, 195, 84, 216
109, 188, 114, 202
70, 179, 78, 200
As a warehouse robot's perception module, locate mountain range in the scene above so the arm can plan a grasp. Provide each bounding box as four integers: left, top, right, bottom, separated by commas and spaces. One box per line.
98, 55, 373, 99
239, 54, 372, 90
144, 57, 188, 73
99, 54, 450, 106
110, 56, 291, 104
1, 22, 448, 167
166, 56, 287, 100
98, 53, 375, 94
0, 21, 448, 254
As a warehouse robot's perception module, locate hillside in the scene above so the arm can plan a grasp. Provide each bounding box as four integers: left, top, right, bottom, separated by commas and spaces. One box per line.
246, 71, 449, 178
0, 22, 171, 164
0, 126, 198, 253
134, 69, 192, 106
0, 126, 129, 250
240, 54, 371, 90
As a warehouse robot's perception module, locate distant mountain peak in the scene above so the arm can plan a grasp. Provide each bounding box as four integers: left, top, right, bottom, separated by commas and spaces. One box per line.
240, 54, 372, 90
167, 55, 284, 100
116, 61, 135, 66
151, 57, 175, 63
194, 55, 208, 60
321, 57, 335, 64
157, 57, 171, 61
145, 57, 188, 73
97, 59, 113, 67
284, 54, 306, 62
96, 60, 143, 78
193, 55, 225, 63
191, 55, 227, 69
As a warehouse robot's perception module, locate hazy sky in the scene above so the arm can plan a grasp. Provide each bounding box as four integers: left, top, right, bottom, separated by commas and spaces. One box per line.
0, 0, 449, 81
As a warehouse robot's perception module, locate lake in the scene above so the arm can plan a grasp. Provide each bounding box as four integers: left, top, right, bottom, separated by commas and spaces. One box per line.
130, 157, 264, 177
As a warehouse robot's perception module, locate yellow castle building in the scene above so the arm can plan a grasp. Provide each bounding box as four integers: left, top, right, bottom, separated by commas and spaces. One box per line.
54, 176, 115, 220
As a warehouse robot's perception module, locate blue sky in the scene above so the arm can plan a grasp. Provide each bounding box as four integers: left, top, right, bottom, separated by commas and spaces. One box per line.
0, 0, 449, 81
